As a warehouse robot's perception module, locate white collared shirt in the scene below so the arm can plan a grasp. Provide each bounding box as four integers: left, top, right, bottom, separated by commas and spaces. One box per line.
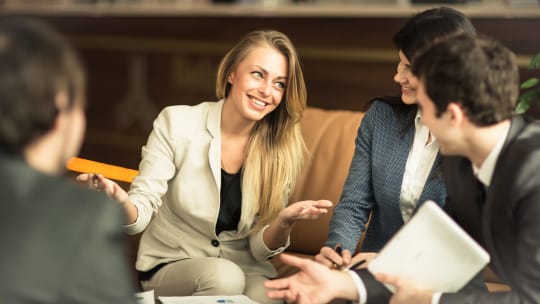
472, 123, 510, 186
400, 111, 440, 222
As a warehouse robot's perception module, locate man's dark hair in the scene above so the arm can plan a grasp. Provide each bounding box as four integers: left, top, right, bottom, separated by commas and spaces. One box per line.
393, 6, 476, 61
412, 34, 518, 126
0, 18, 85, 154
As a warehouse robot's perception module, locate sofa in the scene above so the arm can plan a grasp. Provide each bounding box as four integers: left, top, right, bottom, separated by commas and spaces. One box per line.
69, 106, 509, 295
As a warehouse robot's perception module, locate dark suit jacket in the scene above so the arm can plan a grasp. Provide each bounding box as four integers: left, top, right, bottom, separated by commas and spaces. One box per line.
355, 115, 540, 303
0, 153, 136, 304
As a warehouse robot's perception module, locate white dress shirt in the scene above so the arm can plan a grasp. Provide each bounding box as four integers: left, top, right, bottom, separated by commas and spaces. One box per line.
400, 111, 439, 222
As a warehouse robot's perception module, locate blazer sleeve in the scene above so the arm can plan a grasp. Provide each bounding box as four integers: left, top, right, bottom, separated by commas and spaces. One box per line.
326, 103, 378, 252
249, 225, 290, 262
354, 268, 392, 304
125, 107, 185, 235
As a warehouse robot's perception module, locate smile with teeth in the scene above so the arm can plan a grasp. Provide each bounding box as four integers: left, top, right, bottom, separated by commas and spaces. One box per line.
251, 96, 268, 107
402, 87, 415, 94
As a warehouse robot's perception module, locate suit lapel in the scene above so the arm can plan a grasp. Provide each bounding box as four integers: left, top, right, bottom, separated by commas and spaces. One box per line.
207, 100, 224, 191
387, 111, 415, 208
482, 115, 525, 283
418, 153, 444, 208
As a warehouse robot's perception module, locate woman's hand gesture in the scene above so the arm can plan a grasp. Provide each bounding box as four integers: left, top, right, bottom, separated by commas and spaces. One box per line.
76, 173, 129, 206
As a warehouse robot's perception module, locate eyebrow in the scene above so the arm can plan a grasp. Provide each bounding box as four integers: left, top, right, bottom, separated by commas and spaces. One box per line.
252, 65, 288, 81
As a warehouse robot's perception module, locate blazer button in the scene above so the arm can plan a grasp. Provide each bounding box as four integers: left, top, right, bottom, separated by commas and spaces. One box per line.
211, 239, 220, 247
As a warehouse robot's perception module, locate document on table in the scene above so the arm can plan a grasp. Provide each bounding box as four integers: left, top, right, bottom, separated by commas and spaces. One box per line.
158, 295, 259, 304
368, 200, 490, 293
135, 290, 155, 304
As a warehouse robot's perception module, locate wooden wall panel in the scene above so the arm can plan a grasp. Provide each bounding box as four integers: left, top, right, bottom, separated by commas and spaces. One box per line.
1, 11, 539, 168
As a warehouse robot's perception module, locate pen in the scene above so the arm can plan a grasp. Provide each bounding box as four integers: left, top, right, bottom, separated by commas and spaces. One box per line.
331, 243, 343, 269
343, 259, 367, 271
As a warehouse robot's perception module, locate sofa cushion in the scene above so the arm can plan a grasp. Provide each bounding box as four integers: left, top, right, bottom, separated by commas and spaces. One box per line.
287, 107, 364, 255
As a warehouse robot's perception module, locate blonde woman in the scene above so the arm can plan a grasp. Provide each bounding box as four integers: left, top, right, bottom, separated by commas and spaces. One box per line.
78, 30, 331, 302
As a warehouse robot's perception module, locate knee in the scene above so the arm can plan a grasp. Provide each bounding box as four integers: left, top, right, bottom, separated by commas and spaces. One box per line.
196, 258, 245, 295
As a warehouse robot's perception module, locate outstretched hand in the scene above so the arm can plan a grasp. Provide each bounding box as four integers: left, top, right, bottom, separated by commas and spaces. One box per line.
265, 253, 358, 304
76, 173, 129, 206
278, 200, 333, 228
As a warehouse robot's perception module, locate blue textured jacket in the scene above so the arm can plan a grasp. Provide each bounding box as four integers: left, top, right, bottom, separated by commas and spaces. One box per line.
326, 99, 447, 252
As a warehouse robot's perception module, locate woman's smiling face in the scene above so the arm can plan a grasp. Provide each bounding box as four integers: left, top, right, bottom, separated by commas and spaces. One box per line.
226, 45, 288, 122
394, 50, 417, 105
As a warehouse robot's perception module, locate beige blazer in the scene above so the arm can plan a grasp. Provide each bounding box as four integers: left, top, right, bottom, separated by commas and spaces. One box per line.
124, 100, 288, 278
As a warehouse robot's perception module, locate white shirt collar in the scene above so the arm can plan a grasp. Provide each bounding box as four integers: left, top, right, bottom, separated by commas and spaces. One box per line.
472, 124, 511, 187
414, 110, 437, 144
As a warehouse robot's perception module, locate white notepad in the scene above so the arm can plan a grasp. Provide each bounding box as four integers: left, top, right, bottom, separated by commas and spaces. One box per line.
368, 200, 490, 293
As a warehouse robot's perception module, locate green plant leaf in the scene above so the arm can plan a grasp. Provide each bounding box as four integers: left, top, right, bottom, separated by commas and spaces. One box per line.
521, 78, 539, 89
529, 52, 540, 70
516, 90, 540, 114
516, 97, 531, 114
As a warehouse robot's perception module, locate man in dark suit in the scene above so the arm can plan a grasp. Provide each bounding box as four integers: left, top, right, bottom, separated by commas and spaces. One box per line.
265, 34, 540, 303
0, 19, 136, 303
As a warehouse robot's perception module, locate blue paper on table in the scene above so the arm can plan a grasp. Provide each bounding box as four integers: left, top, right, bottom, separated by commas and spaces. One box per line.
368, 200, 490, 293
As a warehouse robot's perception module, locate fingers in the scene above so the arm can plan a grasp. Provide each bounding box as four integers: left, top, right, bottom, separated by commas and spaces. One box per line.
76, 173, 109, 192
311, 199, 333, 208
298, 205, 327, 217
265, 277, 298, 303
279, 253, 310, 270
92, 174, 105, 191
266, 289, 298, 303
314, 251, 334, 267
341, 249, 353, 265
297, 200, 332, 218
75, 173, 91, 182
264, 278, 289, 290
315, 246, 343, 268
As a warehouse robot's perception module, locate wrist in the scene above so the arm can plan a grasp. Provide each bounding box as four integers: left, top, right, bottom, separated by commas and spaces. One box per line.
335, 271, 360, 301
277, 214, 295, 229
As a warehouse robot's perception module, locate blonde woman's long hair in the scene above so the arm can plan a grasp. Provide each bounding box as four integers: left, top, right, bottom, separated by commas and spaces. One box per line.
216, 30, 307, 232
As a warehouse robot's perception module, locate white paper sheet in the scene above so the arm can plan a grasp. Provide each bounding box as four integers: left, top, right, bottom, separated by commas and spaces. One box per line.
158, 295, 259, 304
135, 290, 155, 304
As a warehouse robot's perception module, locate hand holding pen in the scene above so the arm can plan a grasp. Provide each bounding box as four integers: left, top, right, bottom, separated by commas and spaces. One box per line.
331, 243, 344, 269
315, 243, 369, 270
333, 244, 368, 271
315, 243, 352, 269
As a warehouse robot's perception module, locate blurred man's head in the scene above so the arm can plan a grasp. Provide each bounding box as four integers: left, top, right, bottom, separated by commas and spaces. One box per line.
0, 18, 86, 173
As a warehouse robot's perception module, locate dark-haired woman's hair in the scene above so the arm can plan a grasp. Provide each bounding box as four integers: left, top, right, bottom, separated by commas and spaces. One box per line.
383, 7, 476, 134
393, 7, 476, 62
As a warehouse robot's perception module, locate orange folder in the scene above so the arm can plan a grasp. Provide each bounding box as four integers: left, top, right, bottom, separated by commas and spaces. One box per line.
66, 157, 138, 183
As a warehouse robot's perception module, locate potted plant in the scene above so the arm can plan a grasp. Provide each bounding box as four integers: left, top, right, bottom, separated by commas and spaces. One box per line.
516, 52, 540, 114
